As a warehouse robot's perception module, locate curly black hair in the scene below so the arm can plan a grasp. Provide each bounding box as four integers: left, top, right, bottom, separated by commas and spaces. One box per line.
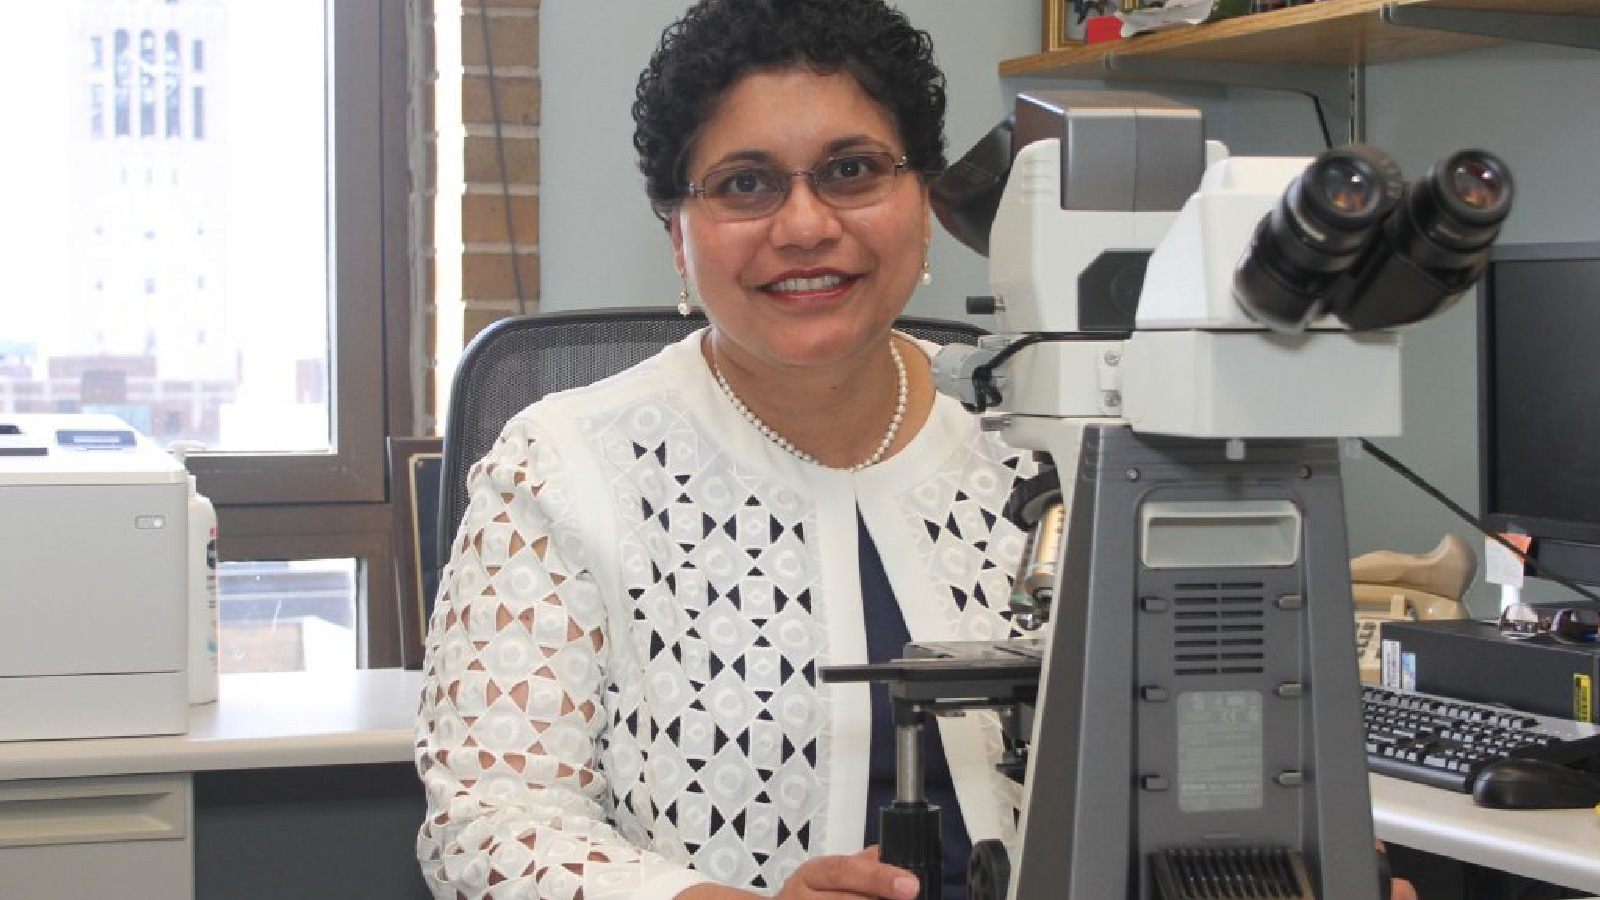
632, 0, 947, 225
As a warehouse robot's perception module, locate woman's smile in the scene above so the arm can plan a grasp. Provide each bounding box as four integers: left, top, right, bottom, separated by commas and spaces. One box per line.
758, 269, 860, 303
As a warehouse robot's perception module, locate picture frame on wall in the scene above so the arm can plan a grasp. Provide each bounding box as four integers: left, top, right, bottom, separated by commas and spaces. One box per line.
1044, 0, 1114, 50
388, 435, 444, 669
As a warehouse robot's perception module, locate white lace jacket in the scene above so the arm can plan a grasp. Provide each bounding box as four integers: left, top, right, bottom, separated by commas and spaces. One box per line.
416, 331, 1035, 900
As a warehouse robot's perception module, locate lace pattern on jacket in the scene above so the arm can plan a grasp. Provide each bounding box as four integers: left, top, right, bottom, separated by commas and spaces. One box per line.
417, 350, 1032, 900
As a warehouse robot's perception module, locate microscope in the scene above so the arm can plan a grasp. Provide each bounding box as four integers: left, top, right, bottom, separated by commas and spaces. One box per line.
820, 91, 1512, 900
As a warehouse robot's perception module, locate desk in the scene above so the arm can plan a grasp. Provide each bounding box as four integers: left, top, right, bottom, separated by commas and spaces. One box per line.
0, 669, 426, 900
0, 668, 421, 780
6, 672, 1598, 898
1373, 773, 1600, 896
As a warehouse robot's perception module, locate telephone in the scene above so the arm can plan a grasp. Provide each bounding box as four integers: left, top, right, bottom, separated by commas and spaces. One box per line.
1351, 534, 1475, 684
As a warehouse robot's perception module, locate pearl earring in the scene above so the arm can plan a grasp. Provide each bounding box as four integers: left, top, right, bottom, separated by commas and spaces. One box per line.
921, 258, 932, 287
677, 275, 692, 317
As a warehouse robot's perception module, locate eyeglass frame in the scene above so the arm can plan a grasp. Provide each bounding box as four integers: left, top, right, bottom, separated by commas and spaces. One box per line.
680, 151, 916, 222
1498, 603, 1600, 643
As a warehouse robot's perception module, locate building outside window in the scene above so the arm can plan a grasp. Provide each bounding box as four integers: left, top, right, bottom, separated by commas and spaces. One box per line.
0, 0, 412, 672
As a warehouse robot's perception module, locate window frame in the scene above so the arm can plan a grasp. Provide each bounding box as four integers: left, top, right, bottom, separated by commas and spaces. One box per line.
188, 0, 403, 508
192, 0, 413, 669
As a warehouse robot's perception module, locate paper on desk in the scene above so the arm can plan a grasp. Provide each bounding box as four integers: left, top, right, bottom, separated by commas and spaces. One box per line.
1116, 0, 1220, 37
1484, 532, 1530, 589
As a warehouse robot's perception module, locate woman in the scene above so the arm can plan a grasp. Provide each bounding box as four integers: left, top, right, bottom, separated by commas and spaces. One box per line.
415, 3, 1418, 900
416, 2, 1030, 900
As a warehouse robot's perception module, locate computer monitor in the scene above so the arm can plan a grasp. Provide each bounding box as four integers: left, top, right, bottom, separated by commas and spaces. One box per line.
1478, 241, 1600, 588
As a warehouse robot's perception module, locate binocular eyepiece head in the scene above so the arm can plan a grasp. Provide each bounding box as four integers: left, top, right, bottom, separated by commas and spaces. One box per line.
1235, 144, 1513, 334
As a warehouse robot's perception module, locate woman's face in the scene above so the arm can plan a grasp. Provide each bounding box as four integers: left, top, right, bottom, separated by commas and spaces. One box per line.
670, 66, 931, 374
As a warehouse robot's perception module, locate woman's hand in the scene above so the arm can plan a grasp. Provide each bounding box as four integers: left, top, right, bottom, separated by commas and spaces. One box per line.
777, 849, 922, 900
678, 848, 1414, 900
676, 849, 920, 900
1378, 840, 1418, 900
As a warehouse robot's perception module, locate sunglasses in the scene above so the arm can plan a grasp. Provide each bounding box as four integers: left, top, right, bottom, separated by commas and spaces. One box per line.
1498, 603, 1600, 643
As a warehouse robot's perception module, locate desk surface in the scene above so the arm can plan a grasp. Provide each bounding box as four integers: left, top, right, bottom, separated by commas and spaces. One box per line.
1372, 773, 1600, 894
0, 668, 424, 781
3, 669, 1597, 893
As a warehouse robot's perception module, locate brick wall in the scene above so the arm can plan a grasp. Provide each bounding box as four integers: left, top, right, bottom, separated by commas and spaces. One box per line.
420, 0, 540, 430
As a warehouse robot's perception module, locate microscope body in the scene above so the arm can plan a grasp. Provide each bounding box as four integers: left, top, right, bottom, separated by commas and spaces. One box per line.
827, 90, 1511, 900
998, 418, 1376, 900
978, 127, 1404, 440
978, 94, 1405, 900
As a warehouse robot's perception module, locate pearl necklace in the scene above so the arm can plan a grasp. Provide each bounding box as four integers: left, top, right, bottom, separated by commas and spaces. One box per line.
710, 341, 908, 472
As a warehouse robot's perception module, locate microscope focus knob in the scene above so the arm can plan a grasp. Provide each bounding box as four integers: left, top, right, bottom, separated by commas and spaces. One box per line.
966, 838, 1011, 900
1001, 467, 1061, 532
880, 801, 943, 900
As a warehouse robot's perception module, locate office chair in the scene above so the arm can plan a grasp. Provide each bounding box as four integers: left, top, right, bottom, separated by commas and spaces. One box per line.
433, 306, 988, 580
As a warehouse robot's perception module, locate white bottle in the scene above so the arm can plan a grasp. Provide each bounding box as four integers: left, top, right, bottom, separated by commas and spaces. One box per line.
186, 473, 220, 704
171, 441, 221, 705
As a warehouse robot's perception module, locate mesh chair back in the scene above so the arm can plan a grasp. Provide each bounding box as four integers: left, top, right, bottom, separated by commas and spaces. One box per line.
435, 306, 987, 574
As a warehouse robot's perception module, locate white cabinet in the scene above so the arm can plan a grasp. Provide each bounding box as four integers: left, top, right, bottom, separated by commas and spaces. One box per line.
0, 774, 191, 900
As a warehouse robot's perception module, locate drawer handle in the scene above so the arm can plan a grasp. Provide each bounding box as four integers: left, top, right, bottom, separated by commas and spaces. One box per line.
0, 776, 187, 848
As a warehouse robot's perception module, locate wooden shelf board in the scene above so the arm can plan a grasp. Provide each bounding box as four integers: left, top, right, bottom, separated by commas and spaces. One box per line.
1001, 0, 1600, 80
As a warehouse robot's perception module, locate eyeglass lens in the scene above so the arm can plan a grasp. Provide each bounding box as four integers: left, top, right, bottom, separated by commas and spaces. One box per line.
692, 152, 903, 220
1499, 602, 1600, 642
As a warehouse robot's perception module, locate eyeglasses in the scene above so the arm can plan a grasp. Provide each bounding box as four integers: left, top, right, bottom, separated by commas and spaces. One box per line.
1498, 603, 1600, 643
684, 151, 911, 222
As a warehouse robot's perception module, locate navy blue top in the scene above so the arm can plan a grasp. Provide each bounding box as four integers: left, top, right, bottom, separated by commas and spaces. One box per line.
859, 512, 971, 900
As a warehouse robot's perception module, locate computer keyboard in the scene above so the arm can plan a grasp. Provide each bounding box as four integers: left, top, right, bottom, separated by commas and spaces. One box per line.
1362, 685, 1600, 792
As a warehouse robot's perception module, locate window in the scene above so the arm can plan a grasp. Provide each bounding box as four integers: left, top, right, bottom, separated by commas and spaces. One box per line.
1, 0, 412, 669
220, 559, 359, 673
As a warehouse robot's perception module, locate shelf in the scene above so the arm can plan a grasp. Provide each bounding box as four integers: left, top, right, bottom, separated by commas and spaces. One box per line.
1000, 0, 1600, 80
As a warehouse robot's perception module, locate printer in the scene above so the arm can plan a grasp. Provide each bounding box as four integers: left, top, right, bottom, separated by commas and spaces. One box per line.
0, 414, 189, 741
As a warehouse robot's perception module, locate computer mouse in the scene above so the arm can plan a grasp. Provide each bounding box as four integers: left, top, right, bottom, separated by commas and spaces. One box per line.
1471, 758, 1600, 810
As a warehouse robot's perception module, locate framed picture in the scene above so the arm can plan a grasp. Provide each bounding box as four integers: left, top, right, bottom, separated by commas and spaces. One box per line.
388, 435, 444, 669
1045, 0, 1106, 50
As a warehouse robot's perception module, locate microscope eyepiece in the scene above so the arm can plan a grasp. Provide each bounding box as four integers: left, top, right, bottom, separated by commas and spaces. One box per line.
1395, 149, 1513, 265
1301, 147, 1397, 236
1234, 145, 1404, 332
1236, 145, 1513, 333
1320, 148, 1512, 331
1446, 153, 1509, 214
1318, 159, 1381, 215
